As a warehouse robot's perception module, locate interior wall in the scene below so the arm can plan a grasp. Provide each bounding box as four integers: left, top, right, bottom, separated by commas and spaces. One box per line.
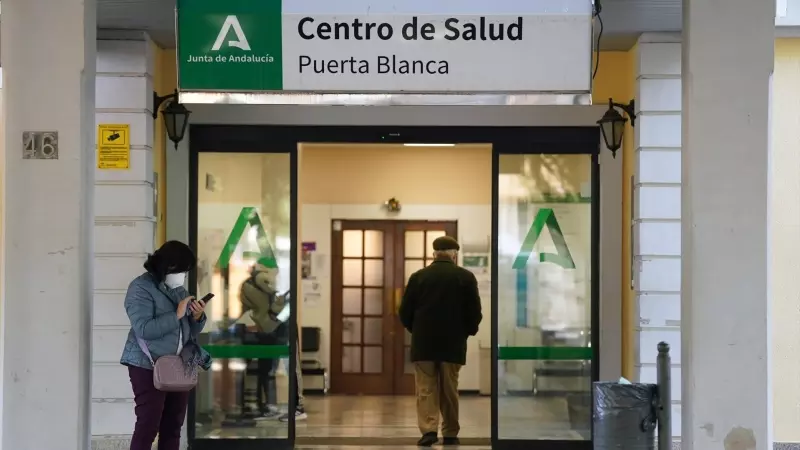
299, 143, 492, 391
300, 144, 491, 205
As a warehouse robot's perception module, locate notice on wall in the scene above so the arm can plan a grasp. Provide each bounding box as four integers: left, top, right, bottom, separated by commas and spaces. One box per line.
301, 241, 316, 279
463, 253, 491, 300
97, 124, 130, 170
301, 242, 325, 307
177, 0, 592, 93
302, 279, 322, 308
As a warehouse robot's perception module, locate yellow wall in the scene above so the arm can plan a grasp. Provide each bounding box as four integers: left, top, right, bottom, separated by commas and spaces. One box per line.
153, 47, 178, 246
593, 50, 636, 379
771, 38, 800, 443
300, 143, 491, 204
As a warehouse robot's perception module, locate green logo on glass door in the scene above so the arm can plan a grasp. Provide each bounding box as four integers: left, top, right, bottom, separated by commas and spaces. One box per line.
216, 207, 278, 269
512, 208, 575, 270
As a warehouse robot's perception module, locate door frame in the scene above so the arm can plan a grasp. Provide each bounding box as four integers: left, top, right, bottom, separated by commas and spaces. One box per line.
490, 145, 599, 450
187, 125, 602, 450
329, 219, 397, 395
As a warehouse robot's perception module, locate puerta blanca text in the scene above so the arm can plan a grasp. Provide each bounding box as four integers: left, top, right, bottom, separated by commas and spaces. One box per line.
186, 16, 523, 76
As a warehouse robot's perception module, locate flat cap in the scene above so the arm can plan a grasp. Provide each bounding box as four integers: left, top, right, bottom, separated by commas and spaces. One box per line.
432, 236, 460, 251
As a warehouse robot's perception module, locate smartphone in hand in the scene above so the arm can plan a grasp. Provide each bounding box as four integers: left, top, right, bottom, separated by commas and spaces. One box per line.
198, 293, 214, 304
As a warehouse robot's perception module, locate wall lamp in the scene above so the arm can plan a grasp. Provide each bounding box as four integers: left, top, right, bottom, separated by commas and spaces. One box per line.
153, 89, 191, 149
597, 98, 636, 158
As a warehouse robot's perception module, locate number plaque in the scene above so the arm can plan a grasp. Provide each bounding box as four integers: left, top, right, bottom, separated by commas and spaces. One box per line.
22, 131, 59, 160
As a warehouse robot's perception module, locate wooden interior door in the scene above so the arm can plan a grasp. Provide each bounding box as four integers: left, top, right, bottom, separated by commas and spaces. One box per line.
331, 220, 458, 395
330, 221, 396, 394
392, 221, 459, 395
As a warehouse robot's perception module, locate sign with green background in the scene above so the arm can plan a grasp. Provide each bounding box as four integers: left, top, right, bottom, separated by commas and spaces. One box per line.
179, 0, 284, 91
176, 0, 592, 93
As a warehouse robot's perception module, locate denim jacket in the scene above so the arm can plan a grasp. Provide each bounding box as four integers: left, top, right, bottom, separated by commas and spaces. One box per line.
120, 273, 209, 370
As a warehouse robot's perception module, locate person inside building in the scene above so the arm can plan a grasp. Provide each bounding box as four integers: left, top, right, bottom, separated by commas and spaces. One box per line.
399, 236, 483, 447
279, 304, 307, 423
240, 262, 285, 419
120, 240, 210, 450
239, 262, 307, 421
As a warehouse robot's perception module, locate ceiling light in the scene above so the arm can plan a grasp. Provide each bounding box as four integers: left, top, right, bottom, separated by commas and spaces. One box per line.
403, 143, 456, 147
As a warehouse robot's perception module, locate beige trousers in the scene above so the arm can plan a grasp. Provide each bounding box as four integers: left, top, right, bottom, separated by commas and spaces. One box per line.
414, 361, 462, 437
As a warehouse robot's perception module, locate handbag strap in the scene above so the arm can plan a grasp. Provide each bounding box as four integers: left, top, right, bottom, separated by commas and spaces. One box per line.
136, 338, 156, 365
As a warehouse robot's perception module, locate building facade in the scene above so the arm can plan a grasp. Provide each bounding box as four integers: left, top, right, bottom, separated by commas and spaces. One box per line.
0, 0, 791, 449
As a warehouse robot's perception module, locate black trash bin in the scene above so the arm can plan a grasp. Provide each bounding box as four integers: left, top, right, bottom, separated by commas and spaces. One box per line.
593, 382, 658, 450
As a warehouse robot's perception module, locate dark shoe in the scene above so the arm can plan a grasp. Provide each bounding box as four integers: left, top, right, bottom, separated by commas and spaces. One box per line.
417, 433, 438, 447
443, 437, 460, 446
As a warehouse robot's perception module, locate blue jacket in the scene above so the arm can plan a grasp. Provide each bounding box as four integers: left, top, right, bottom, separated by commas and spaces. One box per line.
120, 273, 208, 370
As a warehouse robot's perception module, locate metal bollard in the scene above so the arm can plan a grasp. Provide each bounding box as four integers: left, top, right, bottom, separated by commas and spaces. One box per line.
656, 342, 672, 450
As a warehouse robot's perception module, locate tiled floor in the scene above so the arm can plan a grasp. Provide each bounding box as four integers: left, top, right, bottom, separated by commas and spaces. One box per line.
293, 448, 490, 450
300, 395, 488, 438
293, 448, 491, 450
196, 394, 589, 443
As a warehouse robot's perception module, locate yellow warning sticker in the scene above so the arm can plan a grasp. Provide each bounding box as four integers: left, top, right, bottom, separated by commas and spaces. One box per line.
97, 124, 130, 170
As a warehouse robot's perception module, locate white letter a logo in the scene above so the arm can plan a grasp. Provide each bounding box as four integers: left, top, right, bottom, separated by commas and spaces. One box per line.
212, 15, 251, 51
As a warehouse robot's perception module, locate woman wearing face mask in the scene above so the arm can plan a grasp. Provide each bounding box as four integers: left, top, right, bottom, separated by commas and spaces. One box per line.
120, 240, 208, 450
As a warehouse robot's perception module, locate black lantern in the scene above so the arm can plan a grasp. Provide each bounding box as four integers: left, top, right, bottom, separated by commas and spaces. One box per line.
597, 98, 636, 158
153, 90, 191, 149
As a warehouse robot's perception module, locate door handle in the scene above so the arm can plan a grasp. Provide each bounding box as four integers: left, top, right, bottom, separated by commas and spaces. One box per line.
395, 288, 403, 314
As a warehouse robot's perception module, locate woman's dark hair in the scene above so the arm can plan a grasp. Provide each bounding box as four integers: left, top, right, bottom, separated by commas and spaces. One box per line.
144, 240, 197, 282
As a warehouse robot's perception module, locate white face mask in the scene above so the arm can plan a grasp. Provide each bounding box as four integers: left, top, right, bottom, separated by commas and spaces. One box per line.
164, 272, 187, 289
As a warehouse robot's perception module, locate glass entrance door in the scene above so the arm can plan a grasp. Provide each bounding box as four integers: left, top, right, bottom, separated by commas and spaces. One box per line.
189, 150, 296, 450
187, 124, 602, 450
492, 152, 598, 450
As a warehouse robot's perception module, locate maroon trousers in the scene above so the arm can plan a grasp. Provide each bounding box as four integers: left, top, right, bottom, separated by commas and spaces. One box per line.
128, 365, 190, 450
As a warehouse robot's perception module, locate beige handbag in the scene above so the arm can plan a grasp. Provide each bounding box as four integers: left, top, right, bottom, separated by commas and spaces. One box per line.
137, 337, 198, 392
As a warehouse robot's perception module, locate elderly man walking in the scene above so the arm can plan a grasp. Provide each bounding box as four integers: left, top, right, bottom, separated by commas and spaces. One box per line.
399, 236, 483, 447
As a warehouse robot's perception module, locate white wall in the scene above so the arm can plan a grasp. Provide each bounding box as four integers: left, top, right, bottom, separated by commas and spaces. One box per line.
634, 34, 800, 446
92, 35, 157, 449
633, 34, 683, 440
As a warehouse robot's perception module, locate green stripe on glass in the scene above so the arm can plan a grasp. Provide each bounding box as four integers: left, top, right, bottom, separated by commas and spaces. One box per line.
203, 344, 290, 359
498, 346, 592, 360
